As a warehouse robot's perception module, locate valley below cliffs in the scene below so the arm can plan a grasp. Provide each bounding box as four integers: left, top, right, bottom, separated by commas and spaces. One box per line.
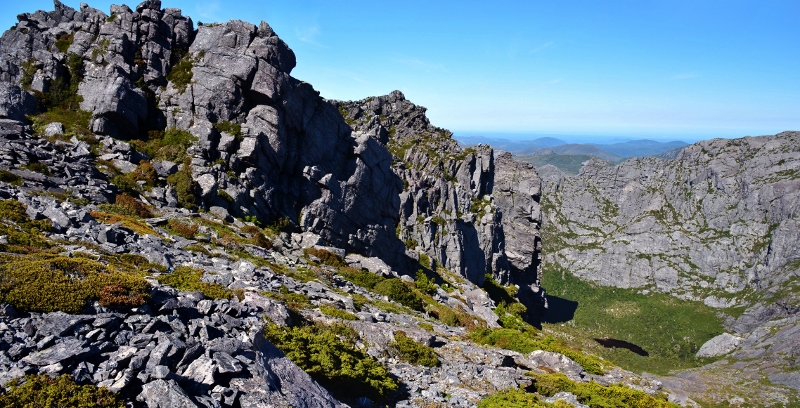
538, 131, 800, 405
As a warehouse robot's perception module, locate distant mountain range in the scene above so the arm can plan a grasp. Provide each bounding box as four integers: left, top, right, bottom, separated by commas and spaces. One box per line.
457, 135, 689, 158
456, 136, 690, 174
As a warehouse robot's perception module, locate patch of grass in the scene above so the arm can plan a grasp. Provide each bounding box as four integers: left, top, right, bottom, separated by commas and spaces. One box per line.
530, 373, 679, 408
156, 265, 233, 300
338, 266, 386, 289
213, 121, 242, 140
98, 194, 153, 219
165, 219, 199, 239
266, 285, 312, 312
89, 210, 158, 236
304, 247, 347, 268
130, 128, 197, 163
542, 266, 724, 375
167, 50, 204, 93
0, 254, 151, 313
263, 322, 399, 404
0, 169, 22, 186
23, 162, 51, 176
0, 374, 123, 407
320, 304, 359, 320
389, 330, 440, 367
373, 278, 424, 311
478, 387, 559, 408
470, 327, 606, 375
19, 58, 38, 89
166, 158, 197, 210
0, 200, 53, 253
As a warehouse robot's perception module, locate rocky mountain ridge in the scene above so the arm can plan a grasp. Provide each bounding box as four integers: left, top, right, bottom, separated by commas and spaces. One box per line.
539, 131, 800, 402
541, 132, 800, 326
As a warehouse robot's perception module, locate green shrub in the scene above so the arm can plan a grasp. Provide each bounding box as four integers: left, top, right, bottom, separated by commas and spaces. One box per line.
32, 53, 83, 111
167, 50, 204, 93
0, 170, 22, 186
530, 373, 679, 408
429, 304, 480, 328
373, 278, 424, 311
217, 189, 233, 203
98, 194, 153, 218
338, 266, 386, 289
303, 247, 347, 268
213, 121, 242, 140
470, 328, 606, 375
266, 285, 312, 312
263, 322, 399, 403
157, 265, 232, 300
54, 33, 74, 54
431, 215, 446, 225
19, 58, 38, 89
0, 374, 124, 407
130, 128, 197, 162
320, 304, 358, 320
166, 219, 198, 239
478, 387, 554, 408
0, 255, 151, 313
129, 161, 157, 187
166, 160, 197, 210
414, 269, 438, 294
23, 162, 51, 176
389, 330, 440, 367
419, 252, 431, 268
0, 200, 52, 252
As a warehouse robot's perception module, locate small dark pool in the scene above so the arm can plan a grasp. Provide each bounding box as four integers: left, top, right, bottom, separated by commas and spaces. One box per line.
593, 338, 649, 357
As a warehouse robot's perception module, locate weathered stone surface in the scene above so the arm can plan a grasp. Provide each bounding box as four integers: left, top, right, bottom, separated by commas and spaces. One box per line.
696, 333, 743, 358
334, 93, 545, 311
138, 379, 197, 408
22, 338, 89, 366
248, 330, 345, 408
526, 350, 584, 380
0, 83, 37, 121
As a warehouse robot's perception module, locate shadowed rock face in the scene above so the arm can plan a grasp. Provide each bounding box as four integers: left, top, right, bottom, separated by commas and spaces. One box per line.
333, 94, 545, 311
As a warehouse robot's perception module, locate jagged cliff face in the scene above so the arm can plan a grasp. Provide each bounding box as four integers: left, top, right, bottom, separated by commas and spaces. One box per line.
0, 0, 543, 292
541, 131, 800, 331
334, 94, 544, 299
0, 0, 408, 270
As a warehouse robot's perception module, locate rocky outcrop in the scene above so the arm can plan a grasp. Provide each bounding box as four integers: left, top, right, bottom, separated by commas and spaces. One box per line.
541, 132, 800, 328
0, 0, 546, 300
0, 0, 409, 276
538, 131, 800, 404
334, 94, 544, 312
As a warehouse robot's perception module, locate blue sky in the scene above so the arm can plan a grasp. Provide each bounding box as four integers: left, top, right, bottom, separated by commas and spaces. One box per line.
3, 1, 799, 142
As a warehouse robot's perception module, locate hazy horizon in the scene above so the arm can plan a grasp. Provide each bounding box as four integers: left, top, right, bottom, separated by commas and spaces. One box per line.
453, 131, 725, 145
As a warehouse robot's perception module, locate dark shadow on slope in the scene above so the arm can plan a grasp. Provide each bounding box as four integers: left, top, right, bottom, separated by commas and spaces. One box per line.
593, 338, 649, 357
539, 295, 578, 324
